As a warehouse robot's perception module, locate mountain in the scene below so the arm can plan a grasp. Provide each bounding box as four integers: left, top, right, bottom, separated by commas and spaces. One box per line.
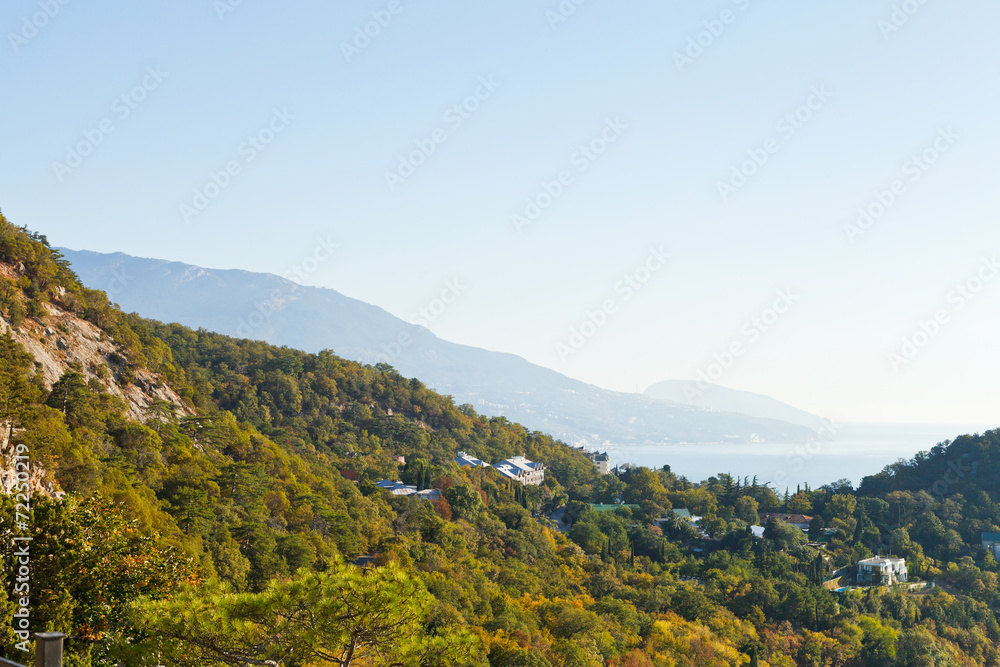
60, 248, 814, 445
644, 380, 826, 430
7, 220, 1000, 667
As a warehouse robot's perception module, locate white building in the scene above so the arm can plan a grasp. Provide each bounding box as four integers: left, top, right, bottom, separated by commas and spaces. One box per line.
592, 452, 611, 475
858, 557, 907, 585
376, 480, 417, 495
982, 533, 1000, 558
493, 455, 545, 486
375, 480, 440, 500
455, 451, 489, 468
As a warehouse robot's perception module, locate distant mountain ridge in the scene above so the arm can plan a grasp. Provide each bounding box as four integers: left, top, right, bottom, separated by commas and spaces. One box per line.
644, 380, 826, 430
61, 248, 815, 445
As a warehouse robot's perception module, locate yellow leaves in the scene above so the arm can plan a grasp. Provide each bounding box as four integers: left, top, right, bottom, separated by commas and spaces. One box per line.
645, 613, 742, 666
626, 571, 655, 589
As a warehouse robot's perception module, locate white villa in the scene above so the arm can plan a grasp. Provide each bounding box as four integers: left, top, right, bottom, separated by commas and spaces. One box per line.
592, 452, 611, 475
858, 556, 908, 585
455, 452, 546, 486
573, 446, 613, 475
493, 456, 546, 486
375, 480, 441, 500
455, 451, 489, 468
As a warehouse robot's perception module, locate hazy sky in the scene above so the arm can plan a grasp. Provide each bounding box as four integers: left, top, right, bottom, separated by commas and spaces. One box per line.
3, 0, 999, 424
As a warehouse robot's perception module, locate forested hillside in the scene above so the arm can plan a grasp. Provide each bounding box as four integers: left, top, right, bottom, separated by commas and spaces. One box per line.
2, 214, 1000, 666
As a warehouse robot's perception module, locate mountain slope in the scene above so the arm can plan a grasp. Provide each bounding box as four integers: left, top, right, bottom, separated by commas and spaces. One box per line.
61, 249, 813, 445
644, 380, 826, 430
6, 220, 1000, 667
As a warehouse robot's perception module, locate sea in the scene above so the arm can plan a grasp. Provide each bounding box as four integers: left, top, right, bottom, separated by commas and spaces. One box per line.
600, 422, 996, 491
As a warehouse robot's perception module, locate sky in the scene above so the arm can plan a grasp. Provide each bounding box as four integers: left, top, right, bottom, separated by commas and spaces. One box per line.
2, 0, 999, 425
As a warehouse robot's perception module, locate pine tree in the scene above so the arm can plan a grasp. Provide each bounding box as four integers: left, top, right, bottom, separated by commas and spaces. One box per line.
853, 505, 868, 545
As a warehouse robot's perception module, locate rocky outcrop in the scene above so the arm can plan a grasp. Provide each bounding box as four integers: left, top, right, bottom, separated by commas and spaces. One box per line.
0, 425, 62, 499
0, 299, 189, 423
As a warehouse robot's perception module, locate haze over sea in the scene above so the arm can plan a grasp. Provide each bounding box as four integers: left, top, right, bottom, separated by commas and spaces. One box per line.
603, 422, 996, 492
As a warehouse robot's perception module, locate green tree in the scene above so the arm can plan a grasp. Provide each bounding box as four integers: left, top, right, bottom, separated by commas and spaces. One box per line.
0, 332, 39, 442
0, 495, 196, 664
858, 615, 898, 665
444, 484, 484, 521
734, 496, 760, 525
134, 561, 481, 667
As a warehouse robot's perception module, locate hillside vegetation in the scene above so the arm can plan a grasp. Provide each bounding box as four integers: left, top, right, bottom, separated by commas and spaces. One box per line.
1, 213, 1000, 666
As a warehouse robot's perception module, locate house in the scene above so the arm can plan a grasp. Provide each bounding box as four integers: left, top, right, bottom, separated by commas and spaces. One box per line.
494, 455, 545, 486
759, 513, 813, 531
593, 452, 611, 475
575, 448, 613, 474
858, 556, 907, 585
375, 480, 418, 495
455, 451, 546, 485
982, 533, 1000, 558
392, 455, 406, 465
455, 451, 489, 468
653, 509, 701, 528
374, 480, 441, 500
